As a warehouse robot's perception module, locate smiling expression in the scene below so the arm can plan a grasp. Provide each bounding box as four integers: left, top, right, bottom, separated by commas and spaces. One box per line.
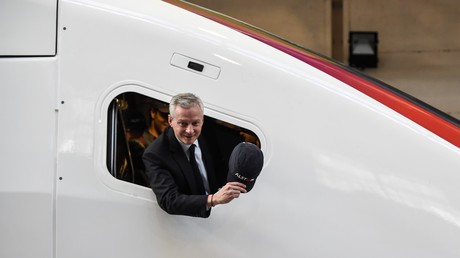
168, 104, 203, 145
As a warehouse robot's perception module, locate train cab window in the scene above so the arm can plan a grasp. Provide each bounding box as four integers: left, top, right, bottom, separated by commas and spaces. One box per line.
106, 92, 260, 187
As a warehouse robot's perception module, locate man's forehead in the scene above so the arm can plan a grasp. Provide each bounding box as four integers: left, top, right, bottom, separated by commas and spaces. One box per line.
175, 117, 202, 121
173, 110, 203, 122
174, 105, 203, 116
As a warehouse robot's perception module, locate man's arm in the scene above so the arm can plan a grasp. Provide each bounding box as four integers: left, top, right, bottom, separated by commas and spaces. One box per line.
143, 147, 210, 218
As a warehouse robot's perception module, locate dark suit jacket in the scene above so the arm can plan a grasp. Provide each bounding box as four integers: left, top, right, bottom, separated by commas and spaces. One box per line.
142, 126, 220, 218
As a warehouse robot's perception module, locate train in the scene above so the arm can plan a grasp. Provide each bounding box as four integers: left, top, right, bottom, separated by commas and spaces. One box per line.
1, 0, 460, 257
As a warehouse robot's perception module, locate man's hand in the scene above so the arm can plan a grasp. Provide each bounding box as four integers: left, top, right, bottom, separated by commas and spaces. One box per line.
212, 182, 247, 206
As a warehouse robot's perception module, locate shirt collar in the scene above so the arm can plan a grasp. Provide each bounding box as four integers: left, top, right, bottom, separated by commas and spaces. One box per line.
175, 136, 199, 153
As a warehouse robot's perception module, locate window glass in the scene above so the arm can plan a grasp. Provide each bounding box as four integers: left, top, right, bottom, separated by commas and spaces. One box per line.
107, 92, 260, 187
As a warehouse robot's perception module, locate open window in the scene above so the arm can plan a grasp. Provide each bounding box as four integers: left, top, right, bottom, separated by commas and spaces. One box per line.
106, 92, 260, 187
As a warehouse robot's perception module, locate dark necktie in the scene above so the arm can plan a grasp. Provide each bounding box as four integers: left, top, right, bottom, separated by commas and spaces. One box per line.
189, 144, 205, 194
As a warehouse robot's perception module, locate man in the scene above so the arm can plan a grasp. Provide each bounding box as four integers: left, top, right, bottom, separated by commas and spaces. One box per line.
142, 102, 169, 146
143, 93, 246, 218
124, 111, 148, 186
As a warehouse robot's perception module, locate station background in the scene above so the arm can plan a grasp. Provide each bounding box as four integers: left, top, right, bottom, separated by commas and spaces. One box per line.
188, 0, 460, 119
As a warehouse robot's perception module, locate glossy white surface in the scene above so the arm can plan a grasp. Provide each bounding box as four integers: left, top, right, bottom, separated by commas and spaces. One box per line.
1, 0, 459, 257
0, 0, 57, 55
0, 57, 57, 257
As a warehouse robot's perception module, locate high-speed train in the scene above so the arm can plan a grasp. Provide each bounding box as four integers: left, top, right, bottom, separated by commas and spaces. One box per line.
1, 0, 460, 257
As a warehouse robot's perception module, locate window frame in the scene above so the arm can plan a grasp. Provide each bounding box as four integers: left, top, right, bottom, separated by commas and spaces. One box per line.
95, 83, 265, 199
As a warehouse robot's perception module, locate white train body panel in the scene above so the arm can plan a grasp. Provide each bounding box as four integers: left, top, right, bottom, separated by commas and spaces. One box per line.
1, 0, 460, 257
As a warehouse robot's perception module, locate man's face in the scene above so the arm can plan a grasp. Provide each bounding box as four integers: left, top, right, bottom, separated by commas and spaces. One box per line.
152, 109, 169, 133
169, 104, 203, 145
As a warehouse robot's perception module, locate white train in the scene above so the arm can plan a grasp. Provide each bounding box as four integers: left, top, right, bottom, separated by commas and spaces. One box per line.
1, 0, 460, 257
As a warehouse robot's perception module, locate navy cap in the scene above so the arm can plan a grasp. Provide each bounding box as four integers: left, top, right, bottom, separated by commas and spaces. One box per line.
227, 142, 264, 192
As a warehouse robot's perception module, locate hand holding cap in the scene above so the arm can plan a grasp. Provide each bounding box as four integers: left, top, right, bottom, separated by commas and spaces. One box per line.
227, 142, 264, 192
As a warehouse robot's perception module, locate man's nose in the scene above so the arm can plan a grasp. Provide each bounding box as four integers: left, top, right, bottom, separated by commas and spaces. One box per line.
185, 124, 194, 133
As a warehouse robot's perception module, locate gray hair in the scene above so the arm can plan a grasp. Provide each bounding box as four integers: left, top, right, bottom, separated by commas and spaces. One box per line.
169, 93, 204, 119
